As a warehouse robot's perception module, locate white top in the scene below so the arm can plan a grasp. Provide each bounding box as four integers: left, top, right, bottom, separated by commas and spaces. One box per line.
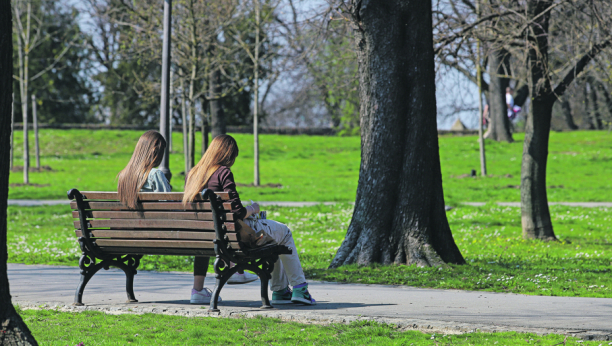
506, 93, 515, 117
506, 93, 514, 107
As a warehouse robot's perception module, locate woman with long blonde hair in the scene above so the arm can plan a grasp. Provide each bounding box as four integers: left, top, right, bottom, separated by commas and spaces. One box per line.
184, 134, 315, 305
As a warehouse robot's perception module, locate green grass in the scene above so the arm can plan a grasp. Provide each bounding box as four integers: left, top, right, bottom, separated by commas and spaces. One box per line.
18, 308, 599, 345
8, 129, 612, 203
8, 130, 360, 201
8, 203, 612, 297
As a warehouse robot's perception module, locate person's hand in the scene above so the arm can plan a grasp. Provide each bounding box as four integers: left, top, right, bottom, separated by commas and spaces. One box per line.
251, 202, 260, 214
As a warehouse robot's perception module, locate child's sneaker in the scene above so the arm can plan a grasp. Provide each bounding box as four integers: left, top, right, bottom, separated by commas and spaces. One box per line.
271, 287, 293, 304
291, 285, 316, 305
190, 288, 221, 305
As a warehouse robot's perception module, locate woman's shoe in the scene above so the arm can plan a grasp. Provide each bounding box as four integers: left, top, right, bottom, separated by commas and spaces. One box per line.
227, 272, 259, 285
190, 287, 222, 304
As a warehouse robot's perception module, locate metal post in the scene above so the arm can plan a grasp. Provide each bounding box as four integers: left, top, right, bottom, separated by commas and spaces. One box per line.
158, 0, 172, 181
253, 0, 261, 186
32, 94, 40, 169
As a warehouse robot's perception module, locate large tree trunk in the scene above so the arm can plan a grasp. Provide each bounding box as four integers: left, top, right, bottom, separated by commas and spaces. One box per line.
485, 49, 513, 142
521, 0, 556, 241
330, 0, 464, 268
0, 2, 38, 343
210, 69, 225, 139
561, 94, 578, 130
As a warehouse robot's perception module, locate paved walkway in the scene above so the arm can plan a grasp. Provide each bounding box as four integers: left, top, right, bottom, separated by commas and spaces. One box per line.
8, 263, 612, 340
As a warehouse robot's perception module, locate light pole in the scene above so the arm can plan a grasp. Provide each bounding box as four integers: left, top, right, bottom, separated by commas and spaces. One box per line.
159, 0, 172, 181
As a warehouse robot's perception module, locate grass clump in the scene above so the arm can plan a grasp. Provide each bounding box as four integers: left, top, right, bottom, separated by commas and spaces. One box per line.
8, 203, 612, 297
18, 308, 598, 345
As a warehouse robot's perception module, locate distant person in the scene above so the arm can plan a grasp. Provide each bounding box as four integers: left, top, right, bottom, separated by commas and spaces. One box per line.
506, 87, 521, 120
183, 134, 316, 305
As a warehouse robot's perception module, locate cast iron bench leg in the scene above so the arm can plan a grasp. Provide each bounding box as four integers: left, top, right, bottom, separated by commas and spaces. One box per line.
259, 272, 272, 309
73, 263, 104, 306
209, 266, 238, 312
74, 255, 140, 305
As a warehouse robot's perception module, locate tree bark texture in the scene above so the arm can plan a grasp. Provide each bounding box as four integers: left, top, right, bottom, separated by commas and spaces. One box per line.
485, 49, 513, 142
0, 1, 39, 343
330, 0, 465, 268
521, 0, 556, 240
561, 94, 578, 130
588, 81, 603, 129
514, 84, 529, 108
9, 93, 13, 171
210, 69, 225, 139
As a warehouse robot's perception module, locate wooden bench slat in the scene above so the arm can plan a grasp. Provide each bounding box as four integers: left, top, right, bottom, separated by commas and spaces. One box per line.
75, 230, 237, 241
94, 239, 219, 249
70, 201, 232, 211
71, 210, 234, 221
96, 247, 217, 256
74, 219, 236, 231
79, 191, 230, 201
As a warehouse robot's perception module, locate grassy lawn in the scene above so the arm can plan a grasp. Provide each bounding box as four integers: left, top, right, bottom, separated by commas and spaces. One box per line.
18, 308, 598, 345
8, 203, 612, 298
8, 129, 612, 203
8, 130, 360, 201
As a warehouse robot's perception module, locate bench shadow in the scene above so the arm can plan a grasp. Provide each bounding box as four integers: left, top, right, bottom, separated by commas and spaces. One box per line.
143, 300, 394, 310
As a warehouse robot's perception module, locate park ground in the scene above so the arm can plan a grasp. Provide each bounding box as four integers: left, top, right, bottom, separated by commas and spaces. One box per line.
7, 129, 612, 344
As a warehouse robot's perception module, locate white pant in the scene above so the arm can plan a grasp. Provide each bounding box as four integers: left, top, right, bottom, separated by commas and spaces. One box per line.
245, 218, 306, 291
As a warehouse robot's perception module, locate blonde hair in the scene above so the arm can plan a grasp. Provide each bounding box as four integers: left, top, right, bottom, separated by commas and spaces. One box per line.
117, 130, 167, 209
183, 134, 239, 205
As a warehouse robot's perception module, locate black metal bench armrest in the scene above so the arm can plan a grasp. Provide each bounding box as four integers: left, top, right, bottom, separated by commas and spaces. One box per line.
241, 244, 292, 259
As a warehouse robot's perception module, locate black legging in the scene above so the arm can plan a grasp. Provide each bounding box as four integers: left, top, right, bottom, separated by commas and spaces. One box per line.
194, 256, 209, 276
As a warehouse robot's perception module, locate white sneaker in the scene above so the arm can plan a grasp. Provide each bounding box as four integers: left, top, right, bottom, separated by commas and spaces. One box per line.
190, 288, 221, 304
227, 272, 259, 285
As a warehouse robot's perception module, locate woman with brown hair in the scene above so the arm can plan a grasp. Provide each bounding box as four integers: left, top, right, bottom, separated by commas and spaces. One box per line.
118, 130, 220, 304
184, 134, 316, 305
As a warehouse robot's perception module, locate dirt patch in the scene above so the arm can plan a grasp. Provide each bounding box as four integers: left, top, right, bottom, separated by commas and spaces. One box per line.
11, 165, 55, 173
9, 183, 51, 187
236, 183, 283, 188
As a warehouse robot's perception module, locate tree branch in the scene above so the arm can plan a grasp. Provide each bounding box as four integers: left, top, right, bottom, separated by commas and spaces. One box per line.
552, 38, 612, 98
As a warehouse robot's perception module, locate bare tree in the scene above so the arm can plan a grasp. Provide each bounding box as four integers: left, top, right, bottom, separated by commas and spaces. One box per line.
12, 0, 76, 184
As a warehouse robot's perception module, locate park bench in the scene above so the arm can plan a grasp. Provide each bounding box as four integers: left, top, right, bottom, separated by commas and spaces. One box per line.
68, 188, 291, 311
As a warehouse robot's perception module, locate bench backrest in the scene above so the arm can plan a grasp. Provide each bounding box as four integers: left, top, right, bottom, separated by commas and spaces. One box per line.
69, 189, 238, 257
